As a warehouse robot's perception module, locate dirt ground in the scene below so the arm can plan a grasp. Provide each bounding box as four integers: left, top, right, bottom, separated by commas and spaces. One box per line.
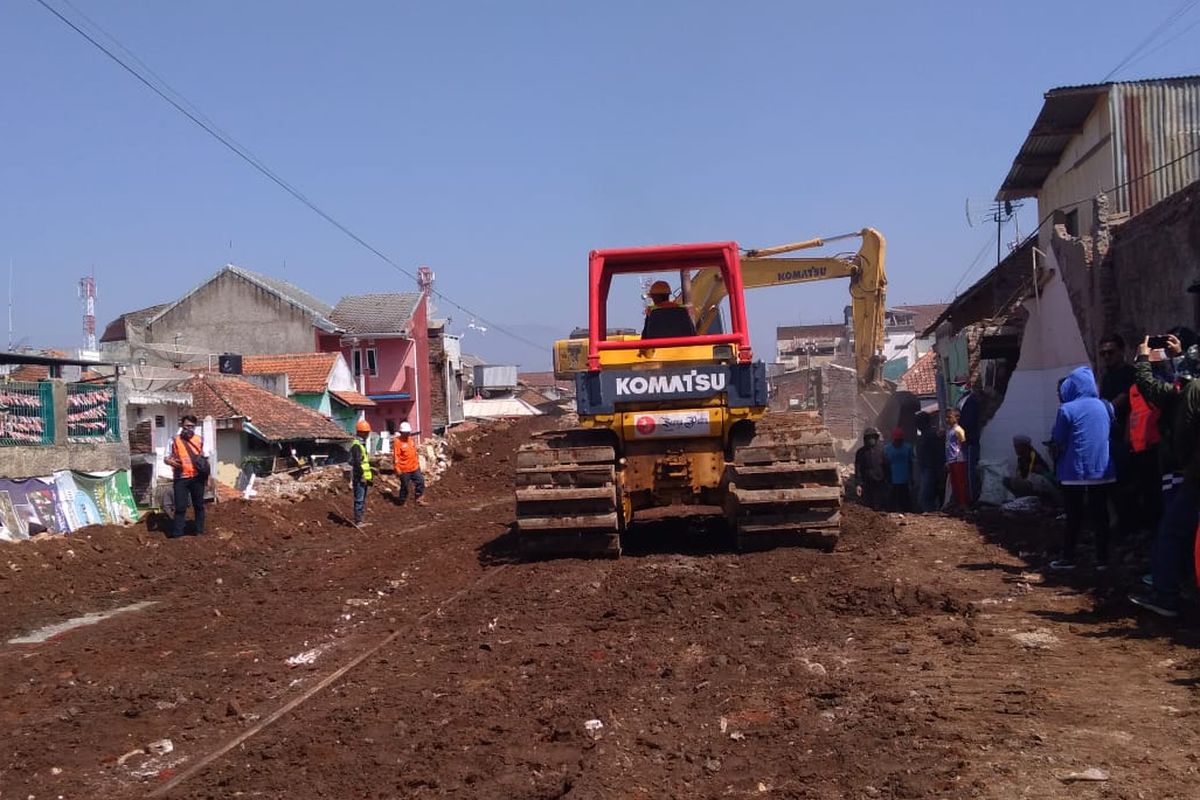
2, 417, 1199, 799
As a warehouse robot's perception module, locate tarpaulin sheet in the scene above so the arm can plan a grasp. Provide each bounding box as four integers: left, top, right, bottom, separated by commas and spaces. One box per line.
0, 469, 140, 538
0, 477, 64, 540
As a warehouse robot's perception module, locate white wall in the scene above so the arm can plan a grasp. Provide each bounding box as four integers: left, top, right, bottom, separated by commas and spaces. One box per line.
980, 255, 1090, 471
1037, 95, 1115, 250
327, 353, 356, 392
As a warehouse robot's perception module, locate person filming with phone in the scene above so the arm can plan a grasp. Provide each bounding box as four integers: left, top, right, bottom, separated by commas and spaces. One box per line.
1128, 329, 1200, 618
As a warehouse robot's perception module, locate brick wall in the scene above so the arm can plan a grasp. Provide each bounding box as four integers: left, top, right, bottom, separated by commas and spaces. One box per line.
428, 330, 448, 429
1053, 182, 1200, 359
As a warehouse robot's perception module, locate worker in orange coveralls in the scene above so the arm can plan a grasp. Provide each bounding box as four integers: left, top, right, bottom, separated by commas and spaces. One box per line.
392, 421, 427, 506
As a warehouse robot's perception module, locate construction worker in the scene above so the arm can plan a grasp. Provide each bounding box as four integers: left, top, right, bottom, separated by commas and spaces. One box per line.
392, 421, 427, 506
350, 418, 373, 526
163, 413, 208, 538
641, 280, 696, 339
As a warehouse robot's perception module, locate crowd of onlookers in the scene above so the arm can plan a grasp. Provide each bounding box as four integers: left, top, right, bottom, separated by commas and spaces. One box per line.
853, 329, 1199, 619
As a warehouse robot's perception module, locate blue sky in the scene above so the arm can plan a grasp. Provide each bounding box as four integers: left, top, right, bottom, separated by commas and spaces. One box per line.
2, 1, 1198, 367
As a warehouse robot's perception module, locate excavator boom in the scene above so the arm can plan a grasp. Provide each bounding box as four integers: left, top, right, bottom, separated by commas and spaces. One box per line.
688, 228, 887, 384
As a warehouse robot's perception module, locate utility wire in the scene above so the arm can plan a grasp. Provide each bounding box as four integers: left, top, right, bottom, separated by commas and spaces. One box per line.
946, 229, 1001, 301
1122, 12, 1200, 73
32, 0, 551, 354
1103, 0, 1198, 81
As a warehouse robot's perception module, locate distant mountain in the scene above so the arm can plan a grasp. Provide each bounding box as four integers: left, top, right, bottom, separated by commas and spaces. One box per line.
457, 322, 562, 370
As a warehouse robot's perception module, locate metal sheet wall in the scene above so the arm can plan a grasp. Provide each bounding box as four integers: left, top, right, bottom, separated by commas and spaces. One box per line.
1110, 81, 1200, 217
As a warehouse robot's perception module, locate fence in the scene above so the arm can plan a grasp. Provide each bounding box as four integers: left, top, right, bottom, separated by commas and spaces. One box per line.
0, 381, 55, 446
67, 383, 120, 442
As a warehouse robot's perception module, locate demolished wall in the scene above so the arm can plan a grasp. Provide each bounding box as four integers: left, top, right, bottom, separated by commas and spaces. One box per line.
1054, 181, 1200, 357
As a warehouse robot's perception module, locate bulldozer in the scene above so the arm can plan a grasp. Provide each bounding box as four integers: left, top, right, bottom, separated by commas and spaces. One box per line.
514, 228, 887, 557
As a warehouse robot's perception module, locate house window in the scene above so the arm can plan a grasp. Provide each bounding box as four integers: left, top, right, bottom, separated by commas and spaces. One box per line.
366, 348, 378, 376
155, 415, 165, 428
1064, 209, 1080, 237
352, 350, 362, 377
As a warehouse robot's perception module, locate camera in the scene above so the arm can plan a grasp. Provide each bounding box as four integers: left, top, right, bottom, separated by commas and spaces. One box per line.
1148, 335, 1171, 349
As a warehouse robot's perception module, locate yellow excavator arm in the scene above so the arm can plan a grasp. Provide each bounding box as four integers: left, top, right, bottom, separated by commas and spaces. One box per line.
687, 228, 887, 385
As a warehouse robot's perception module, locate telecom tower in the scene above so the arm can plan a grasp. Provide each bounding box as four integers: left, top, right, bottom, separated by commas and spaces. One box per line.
417, 264, 435, 316
79, 274, 97, 351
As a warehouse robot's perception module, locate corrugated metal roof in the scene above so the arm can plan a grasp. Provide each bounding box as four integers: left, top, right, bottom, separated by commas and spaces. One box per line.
329, 292, 423, 336
997, 75, 1200, 201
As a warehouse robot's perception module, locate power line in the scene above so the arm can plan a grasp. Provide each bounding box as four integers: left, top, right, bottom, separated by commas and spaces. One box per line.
1103, 0, 1198, 81
1123, 12, 1200, 73
31, 0, 552, 355
946, 228, 1001, 301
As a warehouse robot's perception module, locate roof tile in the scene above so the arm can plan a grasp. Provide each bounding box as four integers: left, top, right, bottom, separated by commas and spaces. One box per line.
330, 389, 376, 408
184, 374, 351, 442
330, 293, 423, 335
242, 352, 339, 394
898, 350, 938, 397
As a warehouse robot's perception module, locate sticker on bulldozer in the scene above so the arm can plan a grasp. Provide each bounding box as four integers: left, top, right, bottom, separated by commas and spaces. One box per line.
629, 411, 713, 438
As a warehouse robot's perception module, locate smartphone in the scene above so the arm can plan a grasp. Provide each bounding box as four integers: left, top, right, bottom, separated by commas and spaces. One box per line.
1148, 335, 1170, 349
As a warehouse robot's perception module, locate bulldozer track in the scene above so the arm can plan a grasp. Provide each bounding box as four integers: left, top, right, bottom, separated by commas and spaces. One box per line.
515, 429, 622, 558
726, 416, 842, 552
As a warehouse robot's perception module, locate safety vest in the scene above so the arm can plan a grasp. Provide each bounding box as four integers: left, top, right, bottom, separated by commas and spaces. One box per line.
1127, 385, 1161, 453
352, 439, 373, 481
172, 434, 204, 479
393, 437, 419, 473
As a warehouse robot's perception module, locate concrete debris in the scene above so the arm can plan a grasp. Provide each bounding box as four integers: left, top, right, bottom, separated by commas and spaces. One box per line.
1060, 767, 1110, 782
247, 434, 456, 503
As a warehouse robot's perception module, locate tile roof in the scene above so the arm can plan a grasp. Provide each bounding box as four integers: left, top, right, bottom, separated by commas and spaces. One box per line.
242, 352, 339, 394
6, 366, 107, 382
184, 374, 351, 442
776, 324, 846, 341
149, 266, 336, 332
898, 350, 938, 397
99, 302, 171, 343
329, 292, 423, 335
330, 389, 376, 408
892, 304, 948, 334
517, 371, 574, 391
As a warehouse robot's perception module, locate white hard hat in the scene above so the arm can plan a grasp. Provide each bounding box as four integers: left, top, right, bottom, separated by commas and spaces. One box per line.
399, 421, 412, 433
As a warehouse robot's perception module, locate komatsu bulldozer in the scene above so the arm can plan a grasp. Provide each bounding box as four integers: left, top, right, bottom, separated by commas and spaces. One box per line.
514, 229, 886, 557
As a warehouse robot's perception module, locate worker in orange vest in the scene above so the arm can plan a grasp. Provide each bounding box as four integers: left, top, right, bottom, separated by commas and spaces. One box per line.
392, 421, 427, 506
163, 413, 209, 538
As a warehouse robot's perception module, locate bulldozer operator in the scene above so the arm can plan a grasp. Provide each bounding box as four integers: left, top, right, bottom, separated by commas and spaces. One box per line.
641, 280, 696, 340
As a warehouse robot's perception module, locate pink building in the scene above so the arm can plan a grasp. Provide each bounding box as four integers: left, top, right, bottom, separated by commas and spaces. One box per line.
317, 292, 432, 439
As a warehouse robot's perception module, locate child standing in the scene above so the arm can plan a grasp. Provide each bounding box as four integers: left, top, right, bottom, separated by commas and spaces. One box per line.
944, 409, 969, 511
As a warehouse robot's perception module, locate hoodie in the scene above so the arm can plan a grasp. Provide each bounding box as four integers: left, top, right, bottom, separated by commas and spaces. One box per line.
1051, 366, 1115, 484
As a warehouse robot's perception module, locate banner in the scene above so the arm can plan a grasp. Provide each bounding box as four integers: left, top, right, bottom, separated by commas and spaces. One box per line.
0, 477, 65, 539
72, 471, 139, 525
0, 470, 142, 536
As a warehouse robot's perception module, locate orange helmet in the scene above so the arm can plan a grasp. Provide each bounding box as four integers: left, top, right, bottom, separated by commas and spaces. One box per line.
355, 419, 371, 434
649, 280, 671, 296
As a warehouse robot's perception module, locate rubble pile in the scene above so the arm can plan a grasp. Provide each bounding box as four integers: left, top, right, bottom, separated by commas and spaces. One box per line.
250, 465, 348, 502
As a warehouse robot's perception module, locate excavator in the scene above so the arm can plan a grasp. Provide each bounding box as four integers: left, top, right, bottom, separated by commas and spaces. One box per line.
514, 228, 886, 557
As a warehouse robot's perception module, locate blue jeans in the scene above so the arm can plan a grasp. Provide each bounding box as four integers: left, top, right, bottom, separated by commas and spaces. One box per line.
919, 466, 941, 512
1150, 482, 1198, 604
397, 470, 425, 503
353, 479, 369, 523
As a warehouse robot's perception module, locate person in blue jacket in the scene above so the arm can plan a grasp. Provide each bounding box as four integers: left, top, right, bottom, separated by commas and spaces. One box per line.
1049, 366, 1116, 571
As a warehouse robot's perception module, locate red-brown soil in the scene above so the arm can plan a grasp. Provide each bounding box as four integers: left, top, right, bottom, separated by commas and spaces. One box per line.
2, 417, 1198, 799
